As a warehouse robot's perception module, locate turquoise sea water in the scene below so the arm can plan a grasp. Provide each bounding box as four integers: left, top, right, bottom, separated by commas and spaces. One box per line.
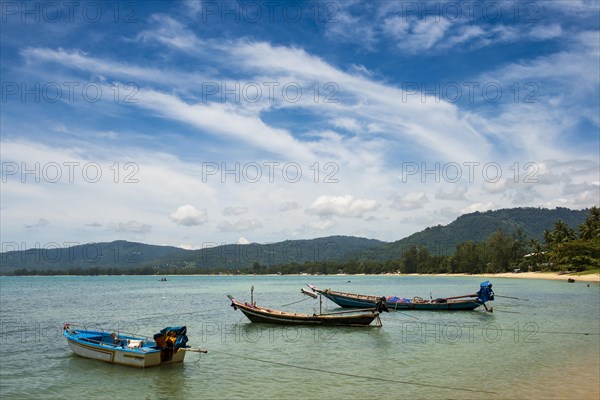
1, 275, 598, 400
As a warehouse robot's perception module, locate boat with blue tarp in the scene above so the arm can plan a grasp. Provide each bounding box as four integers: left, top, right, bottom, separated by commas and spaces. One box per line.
307, 281, 495, 311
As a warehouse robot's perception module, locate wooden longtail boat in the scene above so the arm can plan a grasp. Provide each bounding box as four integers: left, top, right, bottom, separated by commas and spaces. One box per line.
63, 324, 199, 368
307, 281, 495, 311
227, 295, 386, 327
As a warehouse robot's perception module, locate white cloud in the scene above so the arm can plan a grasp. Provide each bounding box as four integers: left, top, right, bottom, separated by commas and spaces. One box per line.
383, 17, 451, 52
136, 14, 203, 50
3, 10, 598, 247
529, 24, 563, 40
391, 192, 428, 210
177, 243, 203, 250
459, 202, 495, 214
325, 8, 378, 50
170, 205, 208, 226
135, 89, 315, 161
307, 195, 380, 218
237, 237, 251, 244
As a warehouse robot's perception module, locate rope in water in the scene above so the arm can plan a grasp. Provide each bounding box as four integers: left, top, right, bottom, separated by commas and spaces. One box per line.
514, 329, 598, 336
210, 349, 497, 394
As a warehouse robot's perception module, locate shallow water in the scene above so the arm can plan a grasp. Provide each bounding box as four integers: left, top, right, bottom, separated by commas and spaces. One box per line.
1, 275, 598, 399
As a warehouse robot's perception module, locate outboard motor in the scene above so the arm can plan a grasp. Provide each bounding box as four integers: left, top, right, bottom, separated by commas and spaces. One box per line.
477, 281, 494, 303
375, 297, 389, 313
154, 326, 188, 362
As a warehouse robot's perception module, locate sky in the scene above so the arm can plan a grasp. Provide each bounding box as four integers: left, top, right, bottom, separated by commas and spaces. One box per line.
1, 0, 599, 251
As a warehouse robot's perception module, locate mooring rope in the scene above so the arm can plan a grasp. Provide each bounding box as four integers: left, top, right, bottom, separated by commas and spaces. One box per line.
127, 307, 226, 323
279, 297, 312, 308
210, 349, 497, 394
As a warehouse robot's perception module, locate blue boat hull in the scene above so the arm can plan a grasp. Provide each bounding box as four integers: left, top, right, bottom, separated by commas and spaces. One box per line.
320, 291, 483, 311
63, 325, 188, 367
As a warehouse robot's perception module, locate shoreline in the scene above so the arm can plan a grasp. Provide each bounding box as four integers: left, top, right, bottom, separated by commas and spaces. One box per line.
402, 271, 600, 282
4, 271, 599, 282
177, 271, 600, 282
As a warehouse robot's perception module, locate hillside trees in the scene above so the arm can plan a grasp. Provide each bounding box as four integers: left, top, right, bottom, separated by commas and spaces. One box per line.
542, 207, 600, 271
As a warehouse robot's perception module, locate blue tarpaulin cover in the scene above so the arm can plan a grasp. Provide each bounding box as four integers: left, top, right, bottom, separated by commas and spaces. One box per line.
387, 296, 411, 303
154, 326, 188, 350
477, 281, 494, 303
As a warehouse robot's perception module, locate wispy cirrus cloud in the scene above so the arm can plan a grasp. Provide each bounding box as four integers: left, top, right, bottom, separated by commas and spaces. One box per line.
2, 3, 598, 249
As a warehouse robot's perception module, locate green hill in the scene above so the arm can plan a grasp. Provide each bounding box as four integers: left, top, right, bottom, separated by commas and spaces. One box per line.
351, 207, 589, 260
1, 207, 591, 274
0, 236, 383, 274
137, 235, 384, 272
0, 240, 186, 273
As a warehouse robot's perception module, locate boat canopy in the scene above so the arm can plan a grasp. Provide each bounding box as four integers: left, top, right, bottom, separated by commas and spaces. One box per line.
387, 296, 411, 303
477, 281, 494, 303
153, 326, 188, 351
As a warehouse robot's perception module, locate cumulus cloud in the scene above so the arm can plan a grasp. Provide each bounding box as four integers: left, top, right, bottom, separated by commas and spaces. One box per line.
217, 219, 262, 232
307, 195, 380, 218
170, 204, 208, 226
390, 192, 428, 210
562, 182, 600, 208
109, 220, 152, 233
237, 237, 251, 244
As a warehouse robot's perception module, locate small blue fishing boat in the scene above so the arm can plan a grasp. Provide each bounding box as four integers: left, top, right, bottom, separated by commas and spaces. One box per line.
63, 324, 194, 368
307, 281, 495, 311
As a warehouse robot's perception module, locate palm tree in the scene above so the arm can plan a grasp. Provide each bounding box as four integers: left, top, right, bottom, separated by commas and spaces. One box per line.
545, 220, 576, 247
527, 238, 546, 271
579, 206, 600, 240
543, 221, 575, 271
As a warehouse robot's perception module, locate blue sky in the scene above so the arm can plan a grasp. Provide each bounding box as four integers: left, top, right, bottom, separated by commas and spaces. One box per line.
1, 0, 599, 250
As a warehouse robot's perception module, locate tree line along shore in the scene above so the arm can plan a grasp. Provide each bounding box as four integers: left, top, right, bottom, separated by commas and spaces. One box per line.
6, 207, 599, 277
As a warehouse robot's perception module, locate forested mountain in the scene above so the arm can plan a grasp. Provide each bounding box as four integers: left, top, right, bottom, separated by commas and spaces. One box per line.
153, 236, 384, 273
1, 207, 592, 274
350, 207, 588, 261
1, 236, 383, 274
0, 240, 187, 274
